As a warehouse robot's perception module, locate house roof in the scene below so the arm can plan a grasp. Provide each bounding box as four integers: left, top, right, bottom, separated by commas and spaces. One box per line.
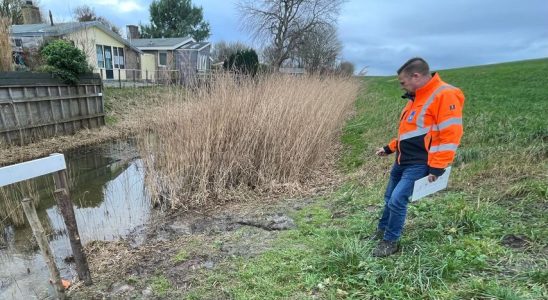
179, 41, 210, 51
131, 37, 195, 50
10, 21, 142, 53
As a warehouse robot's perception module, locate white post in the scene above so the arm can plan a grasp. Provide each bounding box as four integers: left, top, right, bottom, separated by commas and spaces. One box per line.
0, 153, 66, 186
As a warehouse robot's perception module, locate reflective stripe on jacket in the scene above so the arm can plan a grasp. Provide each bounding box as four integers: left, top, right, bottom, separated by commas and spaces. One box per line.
384, 73, 465, 176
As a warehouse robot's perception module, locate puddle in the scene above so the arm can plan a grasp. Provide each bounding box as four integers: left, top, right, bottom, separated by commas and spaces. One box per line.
0, 141, 151, 299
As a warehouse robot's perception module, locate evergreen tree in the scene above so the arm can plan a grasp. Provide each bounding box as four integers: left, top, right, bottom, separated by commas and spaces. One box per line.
140, 0, 210, 41
223, 49, 259, 77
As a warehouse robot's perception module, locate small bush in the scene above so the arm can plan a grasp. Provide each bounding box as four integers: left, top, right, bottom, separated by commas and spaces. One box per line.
223, 49, 259, 76
40, 39, 91, 84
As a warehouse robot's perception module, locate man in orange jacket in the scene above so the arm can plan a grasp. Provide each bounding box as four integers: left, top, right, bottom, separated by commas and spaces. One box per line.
371, 57, 465, 257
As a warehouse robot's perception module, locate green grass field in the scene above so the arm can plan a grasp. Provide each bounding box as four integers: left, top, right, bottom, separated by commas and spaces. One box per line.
184, 59, 547, 299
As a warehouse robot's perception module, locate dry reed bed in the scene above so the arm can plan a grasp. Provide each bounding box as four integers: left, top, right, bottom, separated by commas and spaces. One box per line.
138, 74, 360, 209
0, 180, 41, 231
0, 17, 11, 71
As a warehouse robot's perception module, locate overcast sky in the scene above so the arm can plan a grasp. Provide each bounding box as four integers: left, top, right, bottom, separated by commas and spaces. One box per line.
38, 0, 548, 75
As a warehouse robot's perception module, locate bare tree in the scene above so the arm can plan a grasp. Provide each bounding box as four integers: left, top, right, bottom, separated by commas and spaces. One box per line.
73, 5, 95, 22
73, 5, 121, 35
260, 44, 278, 66
238, 0, 345, 68
0, 0, 22, 24
211, 40, 249, 63
297, 23, 341, 73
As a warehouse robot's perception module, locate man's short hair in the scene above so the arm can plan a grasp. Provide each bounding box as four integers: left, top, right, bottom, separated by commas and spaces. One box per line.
397, 57, 430, 76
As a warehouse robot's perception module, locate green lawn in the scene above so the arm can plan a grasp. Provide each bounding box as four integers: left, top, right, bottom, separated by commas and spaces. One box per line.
185, 59, 548, 299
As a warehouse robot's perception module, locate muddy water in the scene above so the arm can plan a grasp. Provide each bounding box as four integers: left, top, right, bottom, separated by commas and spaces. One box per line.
0, 141, 151, 299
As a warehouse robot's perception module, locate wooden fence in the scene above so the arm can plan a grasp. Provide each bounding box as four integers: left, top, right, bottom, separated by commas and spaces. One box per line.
0, 72, 105, 145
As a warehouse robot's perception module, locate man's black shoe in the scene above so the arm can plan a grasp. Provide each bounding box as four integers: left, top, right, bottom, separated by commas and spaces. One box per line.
367, 229, 385, 241
372, 240, 399, 257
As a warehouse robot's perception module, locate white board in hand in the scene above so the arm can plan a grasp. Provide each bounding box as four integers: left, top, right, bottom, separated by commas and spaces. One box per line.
411, 166, 452, 202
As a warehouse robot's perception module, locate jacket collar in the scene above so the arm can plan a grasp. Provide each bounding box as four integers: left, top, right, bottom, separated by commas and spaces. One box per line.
415, 72, 442, 100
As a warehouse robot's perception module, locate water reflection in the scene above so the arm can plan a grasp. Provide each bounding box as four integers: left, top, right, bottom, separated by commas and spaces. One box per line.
0, 142, 151, 299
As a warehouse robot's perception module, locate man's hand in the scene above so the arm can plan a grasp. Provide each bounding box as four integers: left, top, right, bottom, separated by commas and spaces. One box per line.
376, 147, 388, 157
427, 174, 438, 182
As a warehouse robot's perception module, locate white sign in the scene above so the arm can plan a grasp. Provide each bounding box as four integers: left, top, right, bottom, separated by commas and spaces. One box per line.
0, 153, 66, 187
411, 166, 452, 202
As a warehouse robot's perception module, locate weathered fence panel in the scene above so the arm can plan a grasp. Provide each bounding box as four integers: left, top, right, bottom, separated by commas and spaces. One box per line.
0, 72, 105, 145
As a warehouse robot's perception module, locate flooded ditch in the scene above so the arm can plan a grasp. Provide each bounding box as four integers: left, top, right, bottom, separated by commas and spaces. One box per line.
0, 140, 152, 299
0, 139, 316, 299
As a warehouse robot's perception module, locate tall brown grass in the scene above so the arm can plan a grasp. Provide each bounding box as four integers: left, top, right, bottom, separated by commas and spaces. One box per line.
0, 17, 11, 72
0, 180, 41, 227
138, 74, 361, 209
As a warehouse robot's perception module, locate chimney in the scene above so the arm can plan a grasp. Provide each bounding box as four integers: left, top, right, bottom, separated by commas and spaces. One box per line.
21, 1, 41, 24
126, 25, 140, 40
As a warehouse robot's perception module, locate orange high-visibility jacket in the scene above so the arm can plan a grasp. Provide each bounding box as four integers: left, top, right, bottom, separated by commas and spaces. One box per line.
383, 73, 465, 176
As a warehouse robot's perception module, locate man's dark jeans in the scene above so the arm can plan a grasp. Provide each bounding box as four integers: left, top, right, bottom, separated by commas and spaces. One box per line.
378, 163, 429, 241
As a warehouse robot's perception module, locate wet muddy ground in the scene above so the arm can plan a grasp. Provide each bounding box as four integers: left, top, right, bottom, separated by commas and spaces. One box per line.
67, 194, 326, 299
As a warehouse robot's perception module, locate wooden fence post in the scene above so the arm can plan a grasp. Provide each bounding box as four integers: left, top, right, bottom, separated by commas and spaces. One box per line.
21, 198, 66, 300
118, 69, 121, 88
52, 170, 92, 286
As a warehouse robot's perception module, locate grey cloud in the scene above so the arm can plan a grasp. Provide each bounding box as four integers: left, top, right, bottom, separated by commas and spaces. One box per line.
340, 0, 548, 74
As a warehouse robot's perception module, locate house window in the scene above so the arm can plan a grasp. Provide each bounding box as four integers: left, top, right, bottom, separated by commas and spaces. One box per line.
96, 45, 104, 68
113, 47, 118, 68
197, 54, 207, 71
104, 47, 113, 69
13, 38, 22, 47
118, 48, 124, 69
158, 52, 167, 66
112, 47, 125, 69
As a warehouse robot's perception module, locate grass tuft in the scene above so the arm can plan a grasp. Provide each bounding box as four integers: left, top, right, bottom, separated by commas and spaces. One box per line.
173, 249, 189, 263
150, 275, 172, 297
